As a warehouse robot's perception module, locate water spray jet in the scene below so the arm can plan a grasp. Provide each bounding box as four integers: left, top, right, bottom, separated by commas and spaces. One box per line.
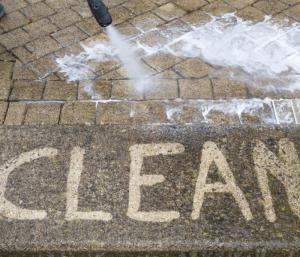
87, 0, 112, 27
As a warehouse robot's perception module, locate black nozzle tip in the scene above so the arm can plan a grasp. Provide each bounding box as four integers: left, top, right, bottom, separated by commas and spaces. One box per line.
87, 0, 113, 28
100, 15, 112, 27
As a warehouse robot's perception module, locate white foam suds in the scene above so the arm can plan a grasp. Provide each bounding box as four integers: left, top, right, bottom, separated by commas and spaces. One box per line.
166, 98, 279, 124
56, 40, 116, 82
56, 54, 95, 82
200, 98, 275, 124
168, 13, 300, 92
82, 81, 101, 100
166, 106, 183, 121
56, 13, 300, 94
136, 13, 300, 92
273, 100, 296, 124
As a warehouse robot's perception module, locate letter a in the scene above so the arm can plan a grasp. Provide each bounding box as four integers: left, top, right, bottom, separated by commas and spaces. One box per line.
192, 141, 253, 221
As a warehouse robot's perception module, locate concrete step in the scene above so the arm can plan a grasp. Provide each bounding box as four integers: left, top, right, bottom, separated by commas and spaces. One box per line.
0, 125, 299, 255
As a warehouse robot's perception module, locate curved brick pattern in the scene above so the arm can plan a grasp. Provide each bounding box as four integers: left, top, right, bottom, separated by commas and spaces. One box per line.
0, 126, 297, 254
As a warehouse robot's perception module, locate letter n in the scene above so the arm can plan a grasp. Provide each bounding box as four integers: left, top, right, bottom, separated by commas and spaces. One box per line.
253, 139, 300, 222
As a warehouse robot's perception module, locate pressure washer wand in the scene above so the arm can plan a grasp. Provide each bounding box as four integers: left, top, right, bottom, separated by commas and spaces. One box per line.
87, 0, 112, 27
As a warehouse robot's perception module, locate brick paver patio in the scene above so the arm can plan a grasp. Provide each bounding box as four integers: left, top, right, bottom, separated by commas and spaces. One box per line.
0, 0, 300, 125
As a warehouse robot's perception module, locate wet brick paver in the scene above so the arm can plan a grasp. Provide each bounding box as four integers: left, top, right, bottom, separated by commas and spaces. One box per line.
0, 0, 299, 125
